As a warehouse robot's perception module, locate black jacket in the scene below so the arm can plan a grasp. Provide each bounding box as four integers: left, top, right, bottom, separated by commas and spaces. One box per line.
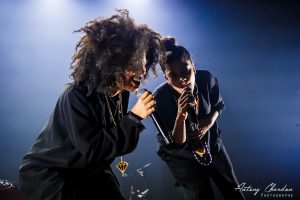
19, 84, 144, 199
154, 70, 224, 161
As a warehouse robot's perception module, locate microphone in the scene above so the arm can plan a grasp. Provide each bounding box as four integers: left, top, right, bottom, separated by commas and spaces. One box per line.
184, 87, 199, 132
183, 87, 212, 165
136, 88, 171, 145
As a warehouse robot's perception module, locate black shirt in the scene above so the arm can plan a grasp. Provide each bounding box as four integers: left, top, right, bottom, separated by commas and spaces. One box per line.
19, 84, 144, 199
154, 70, 224, 160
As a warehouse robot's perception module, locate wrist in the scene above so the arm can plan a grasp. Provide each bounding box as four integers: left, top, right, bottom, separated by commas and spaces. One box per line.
176, 114, 186, 122
128, 111, 143, 121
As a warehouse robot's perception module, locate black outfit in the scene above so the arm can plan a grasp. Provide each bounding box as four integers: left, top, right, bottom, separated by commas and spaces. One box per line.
19, 84, 144, 200
154, 70, 245, 200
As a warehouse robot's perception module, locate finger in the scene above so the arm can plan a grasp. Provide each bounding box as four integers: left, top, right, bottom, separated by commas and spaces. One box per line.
178, 91, 190, 101
144, 94, 155, 104
187, 96, 195, 106
198, 128, 208, 136
145, 106, 155, 116
188, 131, 205, 139
178, 94, 190, 105
139, 91, 151, 100
187, 100, 196, 107
199, 133, 205, 139
149, 107, 156, 114
181, 89, 190, 95
179, 93, 189, 101
146, 99, 156, 109
179, 93, 194, 104
180, 97, 191, 108
180, 103, 189, 113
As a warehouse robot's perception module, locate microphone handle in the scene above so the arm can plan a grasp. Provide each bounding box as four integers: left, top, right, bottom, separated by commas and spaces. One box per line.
186, 106, 199, 132
136, 88, 172, 145
150, 113, 171, 145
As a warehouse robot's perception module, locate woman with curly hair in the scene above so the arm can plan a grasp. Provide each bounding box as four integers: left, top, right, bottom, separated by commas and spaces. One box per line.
19, 10, 162, 200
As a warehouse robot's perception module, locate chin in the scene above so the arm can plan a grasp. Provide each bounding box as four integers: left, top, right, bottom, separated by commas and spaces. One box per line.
125, 86, 138, 92
130, 88, 138, 92
171, 85, 183, 94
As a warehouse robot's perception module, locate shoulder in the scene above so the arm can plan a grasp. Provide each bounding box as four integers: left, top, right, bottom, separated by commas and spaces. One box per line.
61, 84, 87, 99
195, 70, 213, 80
195, 70, 219, 85
58, 83, 92, 108
154, 82, 171, 98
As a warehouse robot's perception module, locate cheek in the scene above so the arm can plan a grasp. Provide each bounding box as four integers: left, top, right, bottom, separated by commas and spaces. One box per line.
169, 78, 180, 87
124, 78, 134, 87
122, 75, 140, 92
190, 74, 196, 86
168, 79, 184, 93
124, 71, 134, 80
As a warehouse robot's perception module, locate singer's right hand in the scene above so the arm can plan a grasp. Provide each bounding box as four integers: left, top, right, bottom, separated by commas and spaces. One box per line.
130, 91, 156, 119
176, 89, 195, 120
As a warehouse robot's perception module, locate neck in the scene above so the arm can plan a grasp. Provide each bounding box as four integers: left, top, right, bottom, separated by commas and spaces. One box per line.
170, 84, 184, 94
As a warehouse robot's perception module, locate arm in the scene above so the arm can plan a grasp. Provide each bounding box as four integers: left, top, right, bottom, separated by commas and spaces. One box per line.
196, 111, 219, 137
210, 74, 225, 115
172, 89, 196, 144
200, 74, 224, 133
172, 113, 187, 144
190, 73, 224, 138
62, 88, 145, 164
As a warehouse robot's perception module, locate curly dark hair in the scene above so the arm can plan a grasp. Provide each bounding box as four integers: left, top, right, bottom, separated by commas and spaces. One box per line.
159, 36, 192, 73
70, 9, 162, 95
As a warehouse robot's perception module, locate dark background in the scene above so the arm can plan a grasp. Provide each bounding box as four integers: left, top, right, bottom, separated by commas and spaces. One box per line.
0, 0, 299, 199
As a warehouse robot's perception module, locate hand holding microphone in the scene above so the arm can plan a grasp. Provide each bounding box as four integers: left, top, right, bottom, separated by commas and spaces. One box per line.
176, 87, 197, 123
182, 87, 213, 165
182, 87, 203, 138
130, 90, 156, 120
135, 88, 171, 144
184, 87, 214, 138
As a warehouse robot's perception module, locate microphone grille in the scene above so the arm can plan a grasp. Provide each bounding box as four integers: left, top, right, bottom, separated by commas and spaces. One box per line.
136, 88, 148, 98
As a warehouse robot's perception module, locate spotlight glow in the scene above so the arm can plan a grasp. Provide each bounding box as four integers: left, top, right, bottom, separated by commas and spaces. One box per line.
31, 0, 71, 18
110, 0, 152, 13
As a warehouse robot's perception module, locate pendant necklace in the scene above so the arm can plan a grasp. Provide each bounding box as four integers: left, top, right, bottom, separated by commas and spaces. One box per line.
104, 93, 128, 176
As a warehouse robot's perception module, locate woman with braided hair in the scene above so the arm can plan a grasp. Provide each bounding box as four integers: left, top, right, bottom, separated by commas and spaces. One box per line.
19, 10, 162, 200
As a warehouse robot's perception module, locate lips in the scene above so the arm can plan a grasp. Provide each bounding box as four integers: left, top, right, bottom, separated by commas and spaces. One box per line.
181, 82, 191, 88
131, 78, 141, 87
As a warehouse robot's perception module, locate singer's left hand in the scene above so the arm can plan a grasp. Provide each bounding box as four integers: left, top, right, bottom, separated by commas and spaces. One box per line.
131, 91, 156, 119
188, 118, 213, 139
188, 110, 220, 139
198, 118, 214, 135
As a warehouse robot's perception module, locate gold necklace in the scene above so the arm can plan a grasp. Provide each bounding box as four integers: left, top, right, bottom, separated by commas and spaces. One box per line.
104, 93, 123, 125
104, 93, 128, 176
